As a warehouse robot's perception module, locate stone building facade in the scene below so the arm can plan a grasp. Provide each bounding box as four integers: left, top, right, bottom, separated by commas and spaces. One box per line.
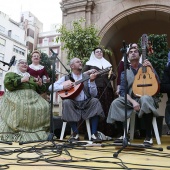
59, 0, 170, 122
60, 0, 170, 66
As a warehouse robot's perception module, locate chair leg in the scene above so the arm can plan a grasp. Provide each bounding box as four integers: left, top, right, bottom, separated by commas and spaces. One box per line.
86, 119, 91, 140
129, 112, 135, 140
60, 122, 67, 140
152, 117, 161, 145
124, 118, 130, 138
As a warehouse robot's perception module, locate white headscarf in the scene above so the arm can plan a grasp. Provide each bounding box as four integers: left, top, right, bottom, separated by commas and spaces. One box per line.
86, 51, 112, 69
14, 59, 30, 77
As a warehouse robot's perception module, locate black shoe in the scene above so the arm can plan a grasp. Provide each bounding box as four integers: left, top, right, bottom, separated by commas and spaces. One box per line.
166, 130, 170, 135
68, 134, 80, 143
91, 133, 102, 143
143, 137, 153, 146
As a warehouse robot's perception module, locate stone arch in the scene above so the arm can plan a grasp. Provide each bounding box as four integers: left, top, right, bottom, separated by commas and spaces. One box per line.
96, 3, 170, 65
98, 4, 170, 38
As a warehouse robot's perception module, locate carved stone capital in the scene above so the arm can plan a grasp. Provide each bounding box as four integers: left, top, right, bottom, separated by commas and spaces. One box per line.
60, 0, 95, 16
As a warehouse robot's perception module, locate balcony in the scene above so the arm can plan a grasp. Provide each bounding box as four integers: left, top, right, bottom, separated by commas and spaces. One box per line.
37, 41, 61, 48
38, 31, 60, 37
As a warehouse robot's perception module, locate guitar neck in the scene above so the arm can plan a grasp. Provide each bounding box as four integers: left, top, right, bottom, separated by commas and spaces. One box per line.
75, 67, 111, 85
141, 33, 148, 64
75, 76, 90, 85
142, 48, 147, 73
142, 48, 146, 63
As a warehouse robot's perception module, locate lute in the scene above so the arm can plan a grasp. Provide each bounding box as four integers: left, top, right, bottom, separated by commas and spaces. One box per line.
132, 34, 160, 97
58, 67, 111, 99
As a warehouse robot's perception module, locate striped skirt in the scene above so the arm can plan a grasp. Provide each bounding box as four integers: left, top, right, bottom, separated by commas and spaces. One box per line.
0, 89, 50, 142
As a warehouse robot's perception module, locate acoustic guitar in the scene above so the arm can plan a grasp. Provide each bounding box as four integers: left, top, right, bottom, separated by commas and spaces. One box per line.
132, 34, 160, 97
58, 67, 111, 99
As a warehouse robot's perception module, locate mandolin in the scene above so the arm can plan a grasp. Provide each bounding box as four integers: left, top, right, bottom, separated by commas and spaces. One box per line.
58, 67, 111, 99
132, 34, 160, 97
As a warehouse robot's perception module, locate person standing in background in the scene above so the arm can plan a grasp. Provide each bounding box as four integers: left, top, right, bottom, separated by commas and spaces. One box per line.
83, 47, 116, 137
116, 43, 138, 96
27, 50, 51, 100
160, 52, 170, 135
27, 50, 50, 83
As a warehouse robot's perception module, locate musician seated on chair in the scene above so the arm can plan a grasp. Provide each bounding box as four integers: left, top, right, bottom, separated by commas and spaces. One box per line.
0, 59, 50, 142
49, 57, 105, 143
107, 46, 160, 146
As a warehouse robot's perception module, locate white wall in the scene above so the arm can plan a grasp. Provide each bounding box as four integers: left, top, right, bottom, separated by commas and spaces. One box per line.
0, 12, 25, 44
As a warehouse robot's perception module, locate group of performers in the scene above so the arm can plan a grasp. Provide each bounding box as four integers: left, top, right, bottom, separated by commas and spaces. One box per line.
0, 44, 169, 146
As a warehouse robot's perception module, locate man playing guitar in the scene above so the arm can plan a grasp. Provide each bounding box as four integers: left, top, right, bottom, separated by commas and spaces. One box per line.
49, 57, 105, 142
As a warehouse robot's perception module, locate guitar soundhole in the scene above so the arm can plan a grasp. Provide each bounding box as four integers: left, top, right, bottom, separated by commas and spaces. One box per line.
143, 75, 146, 79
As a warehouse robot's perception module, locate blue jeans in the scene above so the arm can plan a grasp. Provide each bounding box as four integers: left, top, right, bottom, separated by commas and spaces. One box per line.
69, 116, 99, 135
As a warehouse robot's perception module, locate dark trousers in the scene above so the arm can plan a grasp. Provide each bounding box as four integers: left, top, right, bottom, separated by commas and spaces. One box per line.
116, 113, 153, 138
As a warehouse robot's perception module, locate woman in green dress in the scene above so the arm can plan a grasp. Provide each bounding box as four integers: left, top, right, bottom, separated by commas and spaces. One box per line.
0, 59, 50, 142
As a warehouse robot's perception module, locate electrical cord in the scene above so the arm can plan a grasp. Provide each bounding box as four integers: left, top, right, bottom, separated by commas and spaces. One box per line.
0, 142, 170, 170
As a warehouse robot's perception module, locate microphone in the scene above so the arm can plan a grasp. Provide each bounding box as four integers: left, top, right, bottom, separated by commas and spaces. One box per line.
120, 40, 127, 53
8, 56, 16, 70
50, 48, 58, 60
123, 40, 126, 49
50, 48, 58, 55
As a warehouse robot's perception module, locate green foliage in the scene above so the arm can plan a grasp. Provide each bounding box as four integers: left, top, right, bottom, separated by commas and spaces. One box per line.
56, 18, 111, 64
138, 34, 168, 79
147, 34, 168, 79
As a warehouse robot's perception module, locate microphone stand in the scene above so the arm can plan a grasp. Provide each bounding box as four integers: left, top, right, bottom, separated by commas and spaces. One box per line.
112, 41, 163, 158
49, 49, 72, 80
47, 49, 74, 140
47, 50, 58, 141
113, 41, 129, 157
0, 60, 9, 66
0, 60, 10, 72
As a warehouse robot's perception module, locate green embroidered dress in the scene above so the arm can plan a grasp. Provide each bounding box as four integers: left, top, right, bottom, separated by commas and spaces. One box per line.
0, 72, 50, 142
